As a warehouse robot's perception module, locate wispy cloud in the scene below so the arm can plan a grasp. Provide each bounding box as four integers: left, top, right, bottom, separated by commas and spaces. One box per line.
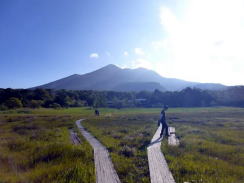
134, 48, 145, 56
123, 51, 129, 56
89, 53, 99, 59
131, 58, 152, 69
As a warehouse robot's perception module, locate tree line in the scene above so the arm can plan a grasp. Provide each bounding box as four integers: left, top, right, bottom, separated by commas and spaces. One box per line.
0, 86, 244, 110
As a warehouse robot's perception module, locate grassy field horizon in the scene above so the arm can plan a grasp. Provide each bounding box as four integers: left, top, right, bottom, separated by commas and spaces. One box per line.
1, 106, 244, 115
81, 107, 244, 183
0, 107, 243, 183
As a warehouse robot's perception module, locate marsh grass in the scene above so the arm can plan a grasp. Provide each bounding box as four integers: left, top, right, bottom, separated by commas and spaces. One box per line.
1, 107, 244, 183
82, 114, 158, 183
83, 108, 244, 183
0, 114, 95, 183
162, 109, 244, 183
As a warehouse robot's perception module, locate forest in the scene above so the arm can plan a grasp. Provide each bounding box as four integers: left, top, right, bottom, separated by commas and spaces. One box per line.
0, 86, 244, 110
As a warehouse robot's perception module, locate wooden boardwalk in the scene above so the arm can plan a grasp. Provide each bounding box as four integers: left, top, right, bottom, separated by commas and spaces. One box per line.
147, 124, 176, 183
69, 129, 81, 145
168, 127, 179, 146
76, 120, 121, 183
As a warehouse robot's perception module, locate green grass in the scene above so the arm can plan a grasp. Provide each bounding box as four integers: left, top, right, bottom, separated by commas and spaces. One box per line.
0, 113, 95, 183
1, 107, 244, 183
82, 107, 244, 183
1, 106, 242, 116
82, 114, 157, 183
0, 107, 94, 116
162, 109, 244, 183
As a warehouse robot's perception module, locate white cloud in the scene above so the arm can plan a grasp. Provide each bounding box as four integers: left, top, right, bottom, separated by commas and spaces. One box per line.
160, 7, 178, 34
156, 0, 244, 85
131, 58, 153, 69
134, 48, 145, 56
123, 51, 129, 56
89, 53, 99, 59
119, 64, 129, 69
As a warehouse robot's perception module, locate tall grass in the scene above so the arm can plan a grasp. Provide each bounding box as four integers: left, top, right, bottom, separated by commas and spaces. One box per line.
162, 109, 244, 183
0, 114, 95, 183
1, 107, 243, 183
83, 114, 158, 183
83, 108, 244, 183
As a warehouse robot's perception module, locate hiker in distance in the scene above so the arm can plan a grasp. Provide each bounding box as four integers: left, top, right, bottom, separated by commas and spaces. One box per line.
158, 105, 170, 138
94, 109, 100, 116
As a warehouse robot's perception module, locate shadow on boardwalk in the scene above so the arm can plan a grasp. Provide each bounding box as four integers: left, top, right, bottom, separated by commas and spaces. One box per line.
148, 137, 163, 147
147, 124, 176, 183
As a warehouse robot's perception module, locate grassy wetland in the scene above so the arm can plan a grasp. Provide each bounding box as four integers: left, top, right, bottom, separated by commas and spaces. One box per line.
0, 107, 244, 183
0, 108, 95, 183
162, 108, 244, 183
83, 107, 244, 183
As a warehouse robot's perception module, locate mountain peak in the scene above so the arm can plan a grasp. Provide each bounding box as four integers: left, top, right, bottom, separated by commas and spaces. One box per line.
70, 74, 80, 77
96, 64, 121, 72
103, 64, 120, 69
33, 64, 226, 91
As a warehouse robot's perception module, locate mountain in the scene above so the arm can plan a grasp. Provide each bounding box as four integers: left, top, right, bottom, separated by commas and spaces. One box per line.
113, 82, 165, 92
33, 64, 226, 91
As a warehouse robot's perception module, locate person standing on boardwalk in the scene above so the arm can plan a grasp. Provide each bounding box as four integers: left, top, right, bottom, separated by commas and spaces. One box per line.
158, 105, 170, 138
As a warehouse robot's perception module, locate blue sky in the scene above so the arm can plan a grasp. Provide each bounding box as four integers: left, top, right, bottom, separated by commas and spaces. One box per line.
1, 0, 244, 88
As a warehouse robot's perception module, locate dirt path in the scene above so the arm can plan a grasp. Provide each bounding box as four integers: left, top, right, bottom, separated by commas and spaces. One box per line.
147, 124, 176, 183
76, 119, 121, 183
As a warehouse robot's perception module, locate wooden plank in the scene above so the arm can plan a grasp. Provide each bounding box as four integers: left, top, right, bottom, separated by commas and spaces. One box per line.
147, 124, 176, 183
169, 127, 175, 134
69, 129, 81, 145
76, 120, 121, 183
168, 127, 179, 146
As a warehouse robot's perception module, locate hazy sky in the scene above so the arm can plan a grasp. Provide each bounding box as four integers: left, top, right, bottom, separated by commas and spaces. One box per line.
1, 0, 244, 88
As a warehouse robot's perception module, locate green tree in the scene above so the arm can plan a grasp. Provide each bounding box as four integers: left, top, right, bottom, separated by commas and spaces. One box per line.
0, 104, 8, 111
5, 97, 23, 109
29, 100, 43, 108
49, 103, 61, 109
33, 88, 52, 101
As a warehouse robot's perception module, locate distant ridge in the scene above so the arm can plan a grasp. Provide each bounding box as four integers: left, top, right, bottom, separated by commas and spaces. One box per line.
33, 64, 226, 91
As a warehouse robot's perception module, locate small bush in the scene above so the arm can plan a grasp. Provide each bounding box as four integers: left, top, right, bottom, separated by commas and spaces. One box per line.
49, 103, 61, 109
119, 145, 136, 157
0, 104, 8, 111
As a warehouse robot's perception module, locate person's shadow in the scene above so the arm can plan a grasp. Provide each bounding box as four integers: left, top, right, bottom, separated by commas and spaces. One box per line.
148, 136, 163, 147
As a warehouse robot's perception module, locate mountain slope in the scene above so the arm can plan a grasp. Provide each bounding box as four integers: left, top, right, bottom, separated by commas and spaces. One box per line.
34, 64, 226, 91
113, 82, 165, 92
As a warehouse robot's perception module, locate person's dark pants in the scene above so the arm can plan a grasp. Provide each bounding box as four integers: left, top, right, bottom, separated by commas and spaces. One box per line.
160, 123, 169, 137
